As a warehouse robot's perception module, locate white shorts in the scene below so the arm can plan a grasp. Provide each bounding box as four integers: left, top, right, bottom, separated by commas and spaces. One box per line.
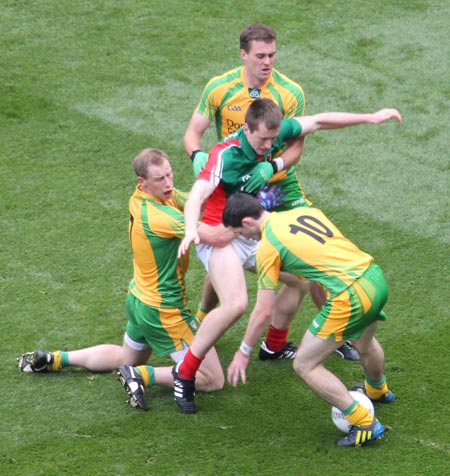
196, 235, 259, 273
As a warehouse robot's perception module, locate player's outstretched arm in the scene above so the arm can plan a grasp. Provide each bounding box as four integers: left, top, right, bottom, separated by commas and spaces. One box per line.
370, 108, 403, 124
296, 108, 403, 135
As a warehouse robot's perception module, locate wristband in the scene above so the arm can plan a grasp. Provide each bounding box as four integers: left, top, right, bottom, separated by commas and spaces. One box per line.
239, 341, 253, 356
271, 157, 285, 173
190, 149, 202, 162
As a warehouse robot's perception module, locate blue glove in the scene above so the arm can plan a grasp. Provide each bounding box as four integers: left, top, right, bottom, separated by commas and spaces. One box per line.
257, 184, 286, 210
244, 162, 275, 194
192, 151, 209, 178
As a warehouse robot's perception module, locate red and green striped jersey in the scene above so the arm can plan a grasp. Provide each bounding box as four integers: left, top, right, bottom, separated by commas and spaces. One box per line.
199, 119, 303, 225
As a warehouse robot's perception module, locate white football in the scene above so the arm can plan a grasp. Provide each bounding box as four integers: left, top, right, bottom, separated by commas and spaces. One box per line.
331, 390, 375, 433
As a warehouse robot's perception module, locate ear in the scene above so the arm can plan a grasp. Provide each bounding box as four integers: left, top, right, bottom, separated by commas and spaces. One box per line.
240, 48, 247, 61
242, 216, 255, 227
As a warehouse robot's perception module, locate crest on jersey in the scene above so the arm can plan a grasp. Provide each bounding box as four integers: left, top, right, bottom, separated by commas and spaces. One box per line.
248, 88, 261, 98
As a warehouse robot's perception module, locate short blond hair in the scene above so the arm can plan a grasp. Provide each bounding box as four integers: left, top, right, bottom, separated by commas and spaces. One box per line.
132, 148, 169, 178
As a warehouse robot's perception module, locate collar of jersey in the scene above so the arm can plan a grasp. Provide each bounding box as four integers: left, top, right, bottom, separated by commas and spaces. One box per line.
261, 213, 271, 235
136, 185, 168, 205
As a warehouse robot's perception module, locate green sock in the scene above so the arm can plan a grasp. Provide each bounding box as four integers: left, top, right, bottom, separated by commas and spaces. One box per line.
343, 400, 358, 416
365, 375, 386, 388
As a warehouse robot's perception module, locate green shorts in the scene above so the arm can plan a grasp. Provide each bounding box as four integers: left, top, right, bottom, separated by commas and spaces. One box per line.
125, 293, 200, 357
309, 263, 388, 342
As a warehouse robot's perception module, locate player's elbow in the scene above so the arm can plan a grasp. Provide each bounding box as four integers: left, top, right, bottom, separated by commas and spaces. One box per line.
182, 131, 193, 156
183, 119, 206, 156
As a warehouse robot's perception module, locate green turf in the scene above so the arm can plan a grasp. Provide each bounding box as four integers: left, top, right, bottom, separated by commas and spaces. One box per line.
1, 1, 449, 475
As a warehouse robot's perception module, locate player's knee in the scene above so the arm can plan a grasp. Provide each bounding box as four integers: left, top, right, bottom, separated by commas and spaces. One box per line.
222, 298, 247, 319
292, 358, 303, 378
196, 368, 225, 392
292, 355, 311, 380
210, 372, 225, 392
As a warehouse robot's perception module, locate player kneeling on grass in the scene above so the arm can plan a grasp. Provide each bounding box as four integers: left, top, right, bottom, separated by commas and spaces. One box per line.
17, 148, 226, 412
223, 192, 395, 447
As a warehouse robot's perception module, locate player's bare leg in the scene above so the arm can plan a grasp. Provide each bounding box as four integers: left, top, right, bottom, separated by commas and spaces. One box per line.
259, 275, 309, 360
173, 245, 248, 413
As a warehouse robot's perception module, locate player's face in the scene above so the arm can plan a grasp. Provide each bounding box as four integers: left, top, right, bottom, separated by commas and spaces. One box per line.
241, 40, 276, 86
139, 160, 174, 201
244, 122, 279, 156
228, 223, 261, 240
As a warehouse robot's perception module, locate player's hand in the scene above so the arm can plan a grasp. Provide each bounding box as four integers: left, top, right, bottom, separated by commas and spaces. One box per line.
244, 162, 274, 194
178, 229, 200, 258
192, 151, 209, 178
372, 108, 403, 124
257, 184, 285, 210
227, 349, 250, 387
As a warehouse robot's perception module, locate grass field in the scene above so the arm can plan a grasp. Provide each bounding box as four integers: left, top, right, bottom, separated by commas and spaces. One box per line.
1, 1, 449, 475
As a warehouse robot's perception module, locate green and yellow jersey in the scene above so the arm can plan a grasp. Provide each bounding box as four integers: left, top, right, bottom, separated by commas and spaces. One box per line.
195, 66, 306, 139
256, 207, 374, 297
128, 185, 188, 308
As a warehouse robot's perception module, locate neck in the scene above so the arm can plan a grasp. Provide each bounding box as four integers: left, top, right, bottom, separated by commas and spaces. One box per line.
261, 210, 270, 221
254, 211, 269, 238
243, 68, 266, 89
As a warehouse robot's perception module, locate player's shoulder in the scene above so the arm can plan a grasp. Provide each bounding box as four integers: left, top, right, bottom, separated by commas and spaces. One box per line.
212, 136, 242, 155
221, 126, 242, 142
278, 117, 302, 138
170, 188, 188, 209
271, 67, 301, 85
287, 206, 331, 224
270, 68, 304, 94
205, 66, 243, 89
